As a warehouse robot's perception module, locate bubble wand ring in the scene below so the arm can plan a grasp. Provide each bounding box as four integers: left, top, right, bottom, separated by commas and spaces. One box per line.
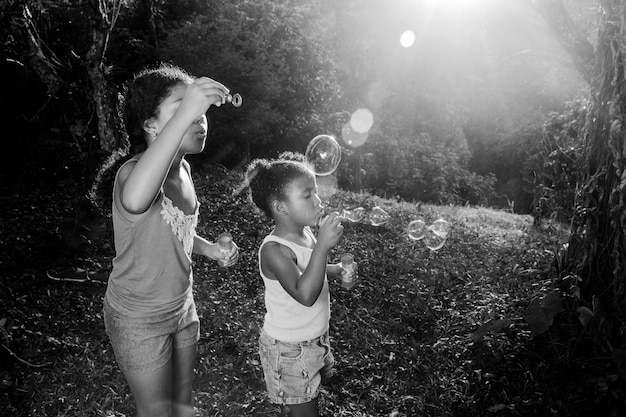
225, 93, 243, 107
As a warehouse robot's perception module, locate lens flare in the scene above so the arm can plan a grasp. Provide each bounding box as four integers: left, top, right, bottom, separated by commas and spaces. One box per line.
341, 123, 369, 148
400, 30, 415, 48
350, 108, 374, 134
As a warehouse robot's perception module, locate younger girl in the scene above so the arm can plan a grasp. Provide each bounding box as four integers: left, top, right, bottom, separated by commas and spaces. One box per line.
103, 63, 238, 417
245, 154, 344, 417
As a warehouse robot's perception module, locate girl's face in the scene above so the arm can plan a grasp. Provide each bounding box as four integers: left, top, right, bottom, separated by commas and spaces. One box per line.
281, 173, 324, 227
151, 83, 208, 154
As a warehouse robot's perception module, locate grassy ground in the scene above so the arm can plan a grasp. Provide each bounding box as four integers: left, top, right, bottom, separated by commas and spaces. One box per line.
1, 163, 625, 416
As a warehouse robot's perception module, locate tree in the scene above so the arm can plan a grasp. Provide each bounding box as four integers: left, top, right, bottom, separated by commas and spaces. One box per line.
533, 0, 626, 332
5, 0, 126, 152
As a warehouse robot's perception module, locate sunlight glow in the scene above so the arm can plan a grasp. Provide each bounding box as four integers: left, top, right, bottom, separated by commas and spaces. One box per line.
400, 30, 415, 48
423, 0, 487, 12
350, 108, 374, 133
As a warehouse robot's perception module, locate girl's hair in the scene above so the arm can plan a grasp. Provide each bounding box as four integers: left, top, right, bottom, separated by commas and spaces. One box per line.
123, 62, 195, 153
88, 62, 196, 216
245, 152, 312, 218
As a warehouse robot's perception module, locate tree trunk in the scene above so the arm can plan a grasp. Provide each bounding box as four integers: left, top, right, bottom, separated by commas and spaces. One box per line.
574, 0, 626, 320
86, 0, 126, 152
535, 0, 626, 324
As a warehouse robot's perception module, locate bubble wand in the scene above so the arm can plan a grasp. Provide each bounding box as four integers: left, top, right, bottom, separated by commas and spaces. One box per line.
225, 93, 243, 107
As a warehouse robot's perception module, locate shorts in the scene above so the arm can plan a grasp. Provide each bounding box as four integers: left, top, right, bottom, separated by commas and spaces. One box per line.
103, 297, 200, 375
258, 329, 335, 405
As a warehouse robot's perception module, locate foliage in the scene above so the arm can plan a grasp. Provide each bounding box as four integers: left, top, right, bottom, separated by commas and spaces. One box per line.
355, 131, 498, 205
555, 0, 626, 352
142, 0, 343, 167
2, 164, 625, 417
522, 100, 587, 224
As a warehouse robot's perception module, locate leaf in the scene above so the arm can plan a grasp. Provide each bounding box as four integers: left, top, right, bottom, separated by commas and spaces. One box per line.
491, 319, 512, 333
471, 320, 493, 342
611, 348, 626, 381
487, 404, 508, 412
577, 306, 594, 328
525, 298, 551, 335
541, 290, 564, 315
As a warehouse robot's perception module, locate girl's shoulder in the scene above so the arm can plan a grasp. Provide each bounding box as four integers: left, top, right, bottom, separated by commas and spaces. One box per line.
260, 235, 297, 257
115, 159, 138, 185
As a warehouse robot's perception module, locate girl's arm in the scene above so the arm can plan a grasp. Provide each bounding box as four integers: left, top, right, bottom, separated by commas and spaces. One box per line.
263, 213, 343, 307
193, 235, 239, 266
120, 78, 228, 214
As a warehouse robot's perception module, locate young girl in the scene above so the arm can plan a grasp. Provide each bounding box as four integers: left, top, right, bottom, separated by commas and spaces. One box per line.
102, 63, 238, 417
245, 154, 344, 417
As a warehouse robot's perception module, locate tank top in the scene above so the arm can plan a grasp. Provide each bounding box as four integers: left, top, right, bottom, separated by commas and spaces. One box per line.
259, 228, 330, 342
104, 159, 198, 318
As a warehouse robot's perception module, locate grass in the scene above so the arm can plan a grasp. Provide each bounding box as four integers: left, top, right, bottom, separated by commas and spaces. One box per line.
1, 163, 625, 416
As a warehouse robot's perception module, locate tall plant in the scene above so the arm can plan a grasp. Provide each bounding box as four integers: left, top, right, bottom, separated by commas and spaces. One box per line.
534, 0, 626, 332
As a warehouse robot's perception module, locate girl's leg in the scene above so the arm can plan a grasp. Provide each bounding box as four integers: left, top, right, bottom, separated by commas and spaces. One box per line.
171, 343, 197, 417
123, 359, 173, 417
284, 398, 319, 417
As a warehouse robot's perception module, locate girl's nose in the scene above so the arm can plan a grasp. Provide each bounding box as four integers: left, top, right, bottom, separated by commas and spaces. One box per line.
193, 115, 207, 125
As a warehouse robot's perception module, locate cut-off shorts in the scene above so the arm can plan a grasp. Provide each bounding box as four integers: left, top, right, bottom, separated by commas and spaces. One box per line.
103, 296, 200, 375
258, 329, 335, 405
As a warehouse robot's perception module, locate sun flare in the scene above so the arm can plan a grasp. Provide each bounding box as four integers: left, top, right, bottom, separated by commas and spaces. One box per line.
423, 0, 488, 12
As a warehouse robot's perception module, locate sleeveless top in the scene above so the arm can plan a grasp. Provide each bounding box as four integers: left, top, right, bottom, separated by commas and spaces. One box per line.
104, 160, 199, 318
259, 227, 330, 342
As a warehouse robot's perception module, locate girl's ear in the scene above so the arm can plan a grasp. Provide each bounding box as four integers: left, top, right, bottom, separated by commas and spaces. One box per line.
271, 200, 287, 216
142, 119, 158, 140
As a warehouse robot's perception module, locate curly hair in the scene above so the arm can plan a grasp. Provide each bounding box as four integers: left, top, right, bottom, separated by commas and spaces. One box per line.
88, 62, 197, 216
123, 62, 195, 154
245, 152, 312, 218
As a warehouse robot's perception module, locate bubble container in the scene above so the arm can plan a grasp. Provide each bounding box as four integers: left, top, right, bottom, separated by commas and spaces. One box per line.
217, 232, 234, 267
340, 253, 357, 289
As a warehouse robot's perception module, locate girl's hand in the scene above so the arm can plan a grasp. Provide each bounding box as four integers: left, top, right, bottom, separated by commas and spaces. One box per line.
326, 262, 343, 280
316, 212, 343, 252
178, 77, 230, 122
206, 241, 240, 266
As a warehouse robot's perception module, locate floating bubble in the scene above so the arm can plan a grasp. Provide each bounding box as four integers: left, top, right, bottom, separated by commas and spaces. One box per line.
423, 226, 447, 251
305, 135, 342, 176
407, 219, 426, 241
369, 206, 390, 226
431, 218, 451, 238
341, 207, 367, 223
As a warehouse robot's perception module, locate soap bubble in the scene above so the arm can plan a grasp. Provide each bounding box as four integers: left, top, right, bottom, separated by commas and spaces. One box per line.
341, 207, 367, 223
305, 135, 342, 176
431, 218, 451, 238
423, 226, 447, 251
407, 219, 426, 241
369, 206, 390, 226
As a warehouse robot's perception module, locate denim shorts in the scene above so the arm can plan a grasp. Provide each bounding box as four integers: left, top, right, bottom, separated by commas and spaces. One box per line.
103, 297, 200, 375
258, 329, 335, 405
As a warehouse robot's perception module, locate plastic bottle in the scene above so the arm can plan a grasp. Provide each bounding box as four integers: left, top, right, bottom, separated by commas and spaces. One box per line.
217, 232, 234, 267
340, 253, 357, 289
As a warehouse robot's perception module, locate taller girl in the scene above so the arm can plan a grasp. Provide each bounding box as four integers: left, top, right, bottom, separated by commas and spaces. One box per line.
103, 63, 237, 417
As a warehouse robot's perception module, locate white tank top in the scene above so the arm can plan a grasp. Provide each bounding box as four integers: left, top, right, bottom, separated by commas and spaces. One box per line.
258, 228, 330, 342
